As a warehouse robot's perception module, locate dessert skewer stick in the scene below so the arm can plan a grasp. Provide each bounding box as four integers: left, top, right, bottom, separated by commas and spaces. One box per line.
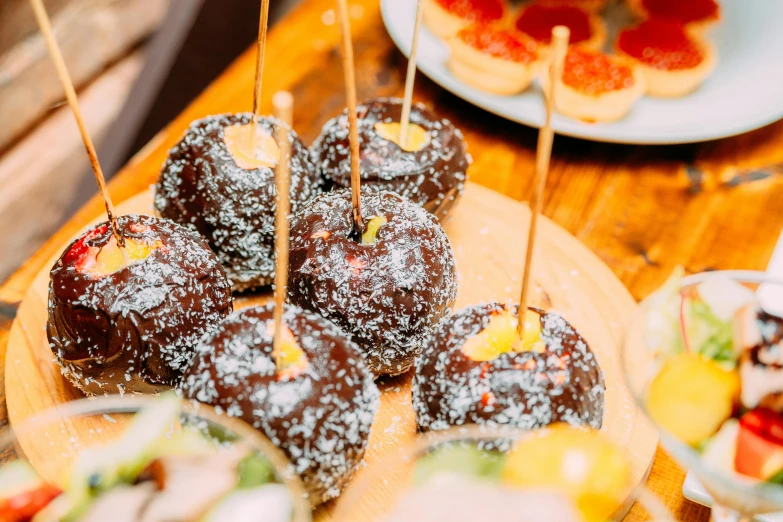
251, 0, 272, 152
272, 91, 294, 368
336, 0, 364, 235
29, 0, 126, 251
515, 25, 570, 344
399, 0, 424, 147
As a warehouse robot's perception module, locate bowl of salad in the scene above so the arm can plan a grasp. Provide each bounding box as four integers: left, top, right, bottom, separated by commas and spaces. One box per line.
0, 394, 311, 522
622, 269, 783, 520
333, 423, 671, 522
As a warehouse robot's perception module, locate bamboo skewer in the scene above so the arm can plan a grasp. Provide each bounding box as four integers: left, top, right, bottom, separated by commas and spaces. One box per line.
29, 0, 126, 251
251, 0, 272, 154
399, 0, 424, 147
515, 25, 570, 343
271, 91, 294, 368
336, 0, 364, 236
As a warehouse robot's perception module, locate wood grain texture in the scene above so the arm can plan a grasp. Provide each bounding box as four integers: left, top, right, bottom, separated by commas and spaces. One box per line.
5, 184, 655, 521
0, 0, 167, 150
0, 51, 145, 281
1, 0, 782, 520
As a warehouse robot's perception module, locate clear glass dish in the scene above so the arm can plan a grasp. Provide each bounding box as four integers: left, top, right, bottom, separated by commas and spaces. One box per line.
332, 424, 673, 522
0, 395, 311, 522
622, 270, 783, 522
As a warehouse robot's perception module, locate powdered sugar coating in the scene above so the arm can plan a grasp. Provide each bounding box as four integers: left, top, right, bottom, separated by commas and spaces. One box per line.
180, 304, 379, 505
155, 113, 323, 291
311, 98, 470, 220
413, 303, 605, 432
288, 189, 458, 376
47, 215, 233, 395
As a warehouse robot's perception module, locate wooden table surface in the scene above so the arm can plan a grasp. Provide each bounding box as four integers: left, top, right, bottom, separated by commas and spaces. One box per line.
2, 0, 783, 519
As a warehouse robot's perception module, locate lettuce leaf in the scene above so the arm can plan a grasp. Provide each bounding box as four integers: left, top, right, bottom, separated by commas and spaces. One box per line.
688, 299, 736, 368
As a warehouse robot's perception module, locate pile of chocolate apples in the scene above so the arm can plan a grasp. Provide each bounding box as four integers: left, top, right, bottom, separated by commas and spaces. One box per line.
46, 95, 604, 505
425, 0, 720, 122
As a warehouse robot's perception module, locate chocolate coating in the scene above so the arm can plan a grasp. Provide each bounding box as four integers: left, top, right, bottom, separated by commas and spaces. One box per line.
413, 303, 605, 432
288, 189, 459, 376
155, 113, 323, 291
180, 304, 379, 505
312, 98, 470, 220
47, 215, 233, 395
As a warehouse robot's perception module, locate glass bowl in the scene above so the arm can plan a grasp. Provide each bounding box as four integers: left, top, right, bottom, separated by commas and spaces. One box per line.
332, 424, 673, 522
0, 395, 311, 522
622, 270, 783, 521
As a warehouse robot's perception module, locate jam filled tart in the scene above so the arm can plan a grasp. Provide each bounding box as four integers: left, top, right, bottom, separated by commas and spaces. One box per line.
616, 19, 716, 98
423, 0, 509, 39
543, 48, 645, 122
447, 24, 540, 95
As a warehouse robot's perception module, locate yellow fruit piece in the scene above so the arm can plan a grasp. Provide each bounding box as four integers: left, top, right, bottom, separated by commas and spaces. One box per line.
512, 309, 544, 353
646, 352, 739, 445
374, 122, 431, 152
223, 123, 280, 169
86, 237, 160, 276
503, 424, 630, 522
269, 324, 309, 379
361, 215, 388, 245
461, 310, 543, 362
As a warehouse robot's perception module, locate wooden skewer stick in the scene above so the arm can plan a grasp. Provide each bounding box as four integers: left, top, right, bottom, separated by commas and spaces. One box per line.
251, 0, 271, 153
336, 0, 364, 236
271, 91, 294, 368
399, 0, 424, 147
516, 25, 570, 342
30, 0, 126, 251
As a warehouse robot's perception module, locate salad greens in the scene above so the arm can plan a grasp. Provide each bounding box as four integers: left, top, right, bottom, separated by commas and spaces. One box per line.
414, 443, 505, 486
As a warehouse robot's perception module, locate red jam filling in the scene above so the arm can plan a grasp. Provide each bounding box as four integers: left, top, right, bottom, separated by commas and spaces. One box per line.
641, 0, 719, 24
561, 48, 635, 96
617, 20, 704, 71
62, 223, 160, 278
63, 224, 110, 267
435, 0, 505, 23
515, 5, 593, 45
457, 24, 538, 64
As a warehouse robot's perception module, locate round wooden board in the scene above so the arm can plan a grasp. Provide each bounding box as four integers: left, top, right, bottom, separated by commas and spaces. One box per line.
5, 182, 656, 520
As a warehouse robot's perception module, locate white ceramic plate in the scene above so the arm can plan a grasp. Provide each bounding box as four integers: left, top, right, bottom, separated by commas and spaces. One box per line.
380, 0, 783, 144
684, 472, 781, 521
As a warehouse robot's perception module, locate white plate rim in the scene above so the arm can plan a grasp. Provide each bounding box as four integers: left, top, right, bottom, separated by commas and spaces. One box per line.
380, 0, 783, 145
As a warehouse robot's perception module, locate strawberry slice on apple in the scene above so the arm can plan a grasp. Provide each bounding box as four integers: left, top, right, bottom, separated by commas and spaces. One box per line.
735, 408, 783, 481
64, 224, 162, 278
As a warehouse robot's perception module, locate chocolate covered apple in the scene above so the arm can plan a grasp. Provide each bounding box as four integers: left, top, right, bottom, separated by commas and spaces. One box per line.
155, 113, 323, 291
311, 98, 470, 221
287, 189, 458, 376
413, 302, 605, 432
47, 215, 232, 395
181, 303, 379, 505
